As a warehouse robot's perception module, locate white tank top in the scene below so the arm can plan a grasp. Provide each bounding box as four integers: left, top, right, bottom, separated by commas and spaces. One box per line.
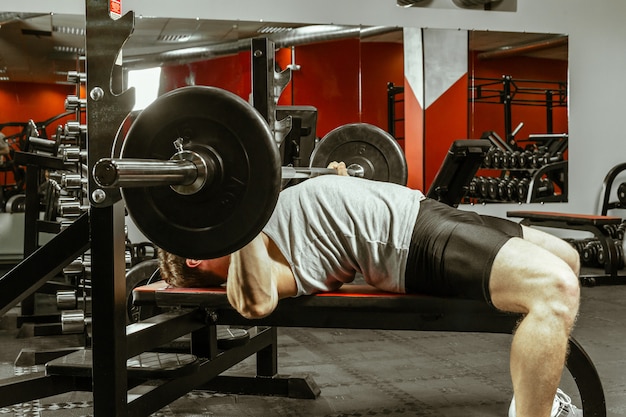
262, 176, 424, 296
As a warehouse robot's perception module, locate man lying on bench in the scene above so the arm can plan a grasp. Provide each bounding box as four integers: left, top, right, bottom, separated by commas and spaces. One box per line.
158, 161, 582, 417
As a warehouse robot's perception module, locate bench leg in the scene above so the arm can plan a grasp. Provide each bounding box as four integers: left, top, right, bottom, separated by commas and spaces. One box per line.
256, 326, 278, 377
198, 326, 320, 399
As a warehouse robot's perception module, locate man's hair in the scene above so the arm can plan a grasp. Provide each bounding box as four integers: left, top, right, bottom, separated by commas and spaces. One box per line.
157, 248, 226, 288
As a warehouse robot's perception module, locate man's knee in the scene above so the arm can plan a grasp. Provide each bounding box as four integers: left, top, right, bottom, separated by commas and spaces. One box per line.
539, 266, 580, 327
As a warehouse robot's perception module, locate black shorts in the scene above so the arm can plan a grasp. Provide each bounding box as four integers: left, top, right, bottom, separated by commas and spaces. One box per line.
404, 198, 523, 307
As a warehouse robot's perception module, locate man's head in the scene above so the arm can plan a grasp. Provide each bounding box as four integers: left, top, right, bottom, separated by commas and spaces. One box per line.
158, 249, 230, 288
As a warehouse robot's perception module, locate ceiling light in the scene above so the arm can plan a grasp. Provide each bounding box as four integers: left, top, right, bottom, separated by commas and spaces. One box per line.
54, 45, 85, 55
157, 34, 191, 43
452, 0, 502, 7
257, 26, 293, 34
53, 25, 86, 36
396, 0, 430, 7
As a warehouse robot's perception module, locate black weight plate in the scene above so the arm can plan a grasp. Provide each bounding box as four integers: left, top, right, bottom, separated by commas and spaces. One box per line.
121, 86, 281, 260
309, 123, 407, 185
216, 326, 250, 350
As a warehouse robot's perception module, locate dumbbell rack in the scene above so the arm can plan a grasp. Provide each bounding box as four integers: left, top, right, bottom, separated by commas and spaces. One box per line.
466, 132, 568, 204
468, 74, 569, 204
9, 70, 90, 333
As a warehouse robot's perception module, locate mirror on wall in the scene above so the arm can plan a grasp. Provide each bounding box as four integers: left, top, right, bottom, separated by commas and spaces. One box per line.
466, 30, 569, 204
122, 19, 403, 141
121, 18, 404, 169
0, 12, 567, 204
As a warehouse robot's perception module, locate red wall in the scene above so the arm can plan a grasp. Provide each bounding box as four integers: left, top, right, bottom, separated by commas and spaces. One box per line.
424, 76, 469, 189
161, 39, 404, 141
404, 79, 424, 190
469, 52, 568, 141
0, 82, 76, 185
361, 42, 405, 139
160, 52, 252, 100
0, 82, 76, 137
282, 39, 406, 137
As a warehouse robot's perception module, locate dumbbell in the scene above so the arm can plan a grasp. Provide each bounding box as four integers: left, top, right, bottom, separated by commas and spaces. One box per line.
57, 290, 91, 311
581, 240, 601, 267
497, 178, 510, 201
475, 177, 490, 199
603, 224, 620, 239
616, 221, 626, 241
618, 182, 626, 206
615, 240, 625, 269
517, 178, 530, 202
61, 309, 92, 335
468, 177, 478, 198
536, 178, 555, 197
506, 178, 520, 201
492, 149, 505, 169
518, 150, 533, 169
482, 150, 494, 168
503, 151, 521, 169
487, 178, 499, 200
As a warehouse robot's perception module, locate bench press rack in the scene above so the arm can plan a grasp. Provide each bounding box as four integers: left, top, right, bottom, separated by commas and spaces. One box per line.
0, 2, 606, 416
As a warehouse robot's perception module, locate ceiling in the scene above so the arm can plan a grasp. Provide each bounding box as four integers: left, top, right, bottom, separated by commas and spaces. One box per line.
0, 12, 568, 85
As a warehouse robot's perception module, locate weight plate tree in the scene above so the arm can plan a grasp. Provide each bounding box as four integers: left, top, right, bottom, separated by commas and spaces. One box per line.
117, 86, 281, 260
309, 123, 408, 186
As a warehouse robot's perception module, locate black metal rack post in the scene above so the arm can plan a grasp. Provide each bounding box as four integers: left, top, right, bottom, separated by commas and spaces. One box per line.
85, 1, 136, 415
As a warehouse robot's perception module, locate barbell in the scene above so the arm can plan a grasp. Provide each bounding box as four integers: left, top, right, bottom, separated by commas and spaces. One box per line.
94, 158, 366, 189
93, 86, 407, 260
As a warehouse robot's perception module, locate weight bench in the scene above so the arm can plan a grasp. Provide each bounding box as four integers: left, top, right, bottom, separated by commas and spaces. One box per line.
507, 211, 624, 286
131, 280, 607, 416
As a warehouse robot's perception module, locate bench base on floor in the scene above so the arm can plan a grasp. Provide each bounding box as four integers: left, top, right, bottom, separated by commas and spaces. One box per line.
127, 281, 606, 417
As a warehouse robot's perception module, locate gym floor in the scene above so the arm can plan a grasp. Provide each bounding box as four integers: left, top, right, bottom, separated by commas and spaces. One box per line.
0, 283, 624, 417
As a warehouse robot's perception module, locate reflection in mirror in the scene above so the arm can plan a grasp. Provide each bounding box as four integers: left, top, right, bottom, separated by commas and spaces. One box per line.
121, 18, 403, 169
0, 13, 568, 206
120, 20, 569, 204
467, 30, 568, 204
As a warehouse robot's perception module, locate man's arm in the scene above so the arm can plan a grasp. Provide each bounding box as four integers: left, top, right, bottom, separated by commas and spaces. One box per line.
226, 234, 296, 319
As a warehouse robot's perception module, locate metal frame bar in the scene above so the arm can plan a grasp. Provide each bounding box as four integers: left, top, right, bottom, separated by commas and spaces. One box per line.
0, 213, 89, 317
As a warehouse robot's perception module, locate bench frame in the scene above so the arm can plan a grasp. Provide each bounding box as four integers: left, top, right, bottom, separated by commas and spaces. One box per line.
124, 281, 607, 417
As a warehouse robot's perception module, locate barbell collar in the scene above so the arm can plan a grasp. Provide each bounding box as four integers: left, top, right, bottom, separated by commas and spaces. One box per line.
346, 163, 365, 178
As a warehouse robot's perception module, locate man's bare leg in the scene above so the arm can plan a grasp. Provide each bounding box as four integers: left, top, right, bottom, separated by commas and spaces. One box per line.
520, 226, 581, 276
489, 238, 580, 417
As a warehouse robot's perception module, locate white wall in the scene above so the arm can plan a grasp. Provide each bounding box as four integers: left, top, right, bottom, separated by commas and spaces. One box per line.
3, 0, 625, 218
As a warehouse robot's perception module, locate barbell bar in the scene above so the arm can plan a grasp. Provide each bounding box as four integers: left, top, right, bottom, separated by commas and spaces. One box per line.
93, 153, 365, 192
